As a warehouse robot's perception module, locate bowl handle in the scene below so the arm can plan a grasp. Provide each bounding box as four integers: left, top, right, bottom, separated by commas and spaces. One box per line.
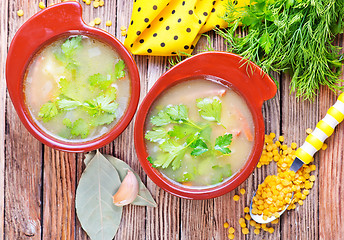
16, 2, 87, 41
157, 52, 277, 110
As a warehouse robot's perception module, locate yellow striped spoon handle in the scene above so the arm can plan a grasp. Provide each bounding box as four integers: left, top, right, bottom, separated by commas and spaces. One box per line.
295, 93, 344, 164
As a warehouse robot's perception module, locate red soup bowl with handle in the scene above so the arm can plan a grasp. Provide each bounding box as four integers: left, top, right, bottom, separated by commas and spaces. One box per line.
6, 2, 140, 152
134, 52, 277, 200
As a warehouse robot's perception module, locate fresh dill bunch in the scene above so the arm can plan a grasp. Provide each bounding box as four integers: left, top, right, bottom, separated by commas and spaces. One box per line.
217, 0, 344, 100
168, 52, 192, 68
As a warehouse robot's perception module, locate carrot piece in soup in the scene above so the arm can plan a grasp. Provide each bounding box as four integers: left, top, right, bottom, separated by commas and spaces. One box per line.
234, 108, 254, 141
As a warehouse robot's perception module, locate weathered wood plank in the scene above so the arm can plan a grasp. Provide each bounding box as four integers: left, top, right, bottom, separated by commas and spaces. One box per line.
145, 55, 181, 240
114, 0, 152, 239
280, 75, 319, 240
0, 0, 9, 238
42, 149, 76, 239
318, 87, 344, 240
5, 1, 43, 239
319, 34, 344, 240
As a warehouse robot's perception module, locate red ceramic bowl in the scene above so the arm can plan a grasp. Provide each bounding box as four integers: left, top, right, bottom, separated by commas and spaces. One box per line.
134, 52, 277, 199
6, 2, 140, 152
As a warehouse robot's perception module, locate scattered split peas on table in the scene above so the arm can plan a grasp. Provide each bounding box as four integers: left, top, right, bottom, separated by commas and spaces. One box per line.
224, 130, 323, 238
17, 1, 126, 36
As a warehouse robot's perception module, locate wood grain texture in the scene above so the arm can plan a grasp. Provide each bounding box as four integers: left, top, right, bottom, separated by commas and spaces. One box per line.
0, 0, 8, 238
280, 75, 319, 240
1, 0, 344, 239
319, 35, 344, 240
5, 1, 43, 239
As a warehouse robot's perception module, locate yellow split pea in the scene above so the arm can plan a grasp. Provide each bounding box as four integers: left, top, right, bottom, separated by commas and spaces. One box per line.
233, 195, 240, 201
39, 2, 45, 9
17, 9, 24, 17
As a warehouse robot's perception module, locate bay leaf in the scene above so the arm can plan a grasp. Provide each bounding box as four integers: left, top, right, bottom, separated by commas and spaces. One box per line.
83, 151, 95, 165
84, 152, 157, 207
76, 151, 123, 240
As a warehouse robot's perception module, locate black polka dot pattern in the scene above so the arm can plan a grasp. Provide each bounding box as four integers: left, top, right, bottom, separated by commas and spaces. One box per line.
126, 0, 225, 55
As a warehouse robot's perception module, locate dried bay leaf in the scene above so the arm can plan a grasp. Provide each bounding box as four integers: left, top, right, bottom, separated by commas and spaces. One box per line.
76, 151, 123, 240
84, 151, 157, 207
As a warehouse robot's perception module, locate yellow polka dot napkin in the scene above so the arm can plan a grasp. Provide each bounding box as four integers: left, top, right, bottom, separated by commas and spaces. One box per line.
124, 0, 249, 56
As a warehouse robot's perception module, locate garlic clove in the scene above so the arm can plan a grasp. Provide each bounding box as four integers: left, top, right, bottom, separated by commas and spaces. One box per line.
113, 170, 139, 206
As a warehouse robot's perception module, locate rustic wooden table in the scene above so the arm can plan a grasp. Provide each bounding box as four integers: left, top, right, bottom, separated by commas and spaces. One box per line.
1, 1, 344, 239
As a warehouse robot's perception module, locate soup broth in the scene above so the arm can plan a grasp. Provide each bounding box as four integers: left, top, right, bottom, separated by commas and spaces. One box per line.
144, 79, 254, 187
24, 35, 130, 141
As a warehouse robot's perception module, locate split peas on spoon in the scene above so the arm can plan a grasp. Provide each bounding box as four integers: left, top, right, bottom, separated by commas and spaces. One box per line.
250, 93, 344, 223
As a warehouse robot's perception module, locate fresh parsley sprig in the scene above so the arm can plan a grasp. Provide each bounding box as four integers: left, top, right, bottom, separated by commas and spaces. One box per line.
145, 100, 233, 170
38, 36, 127, 139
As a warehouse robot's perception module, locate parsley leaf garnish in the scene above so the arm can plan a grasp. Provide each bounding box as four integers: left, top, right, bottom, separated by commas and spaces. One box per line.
54, 36, 82, 71
85, 89, 118, 115
196, 97, 222, 123
61, 36, 83, 58
59, 77, 78, 100
165, 105, 188, 121
88, 73, 113, 90
159, 140, 187, 170
145, 128, 169, 143
57, 99, 82, 110
214, 133, 233, 155
114, 60, 125, 79
90, 113, 117, 126
150, 104, 190, 126
146, 100, 233, 172
38, 102, 59, 122
63, 118, 89, 139
168, 124, 199, 139
190, 139, 209, 156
